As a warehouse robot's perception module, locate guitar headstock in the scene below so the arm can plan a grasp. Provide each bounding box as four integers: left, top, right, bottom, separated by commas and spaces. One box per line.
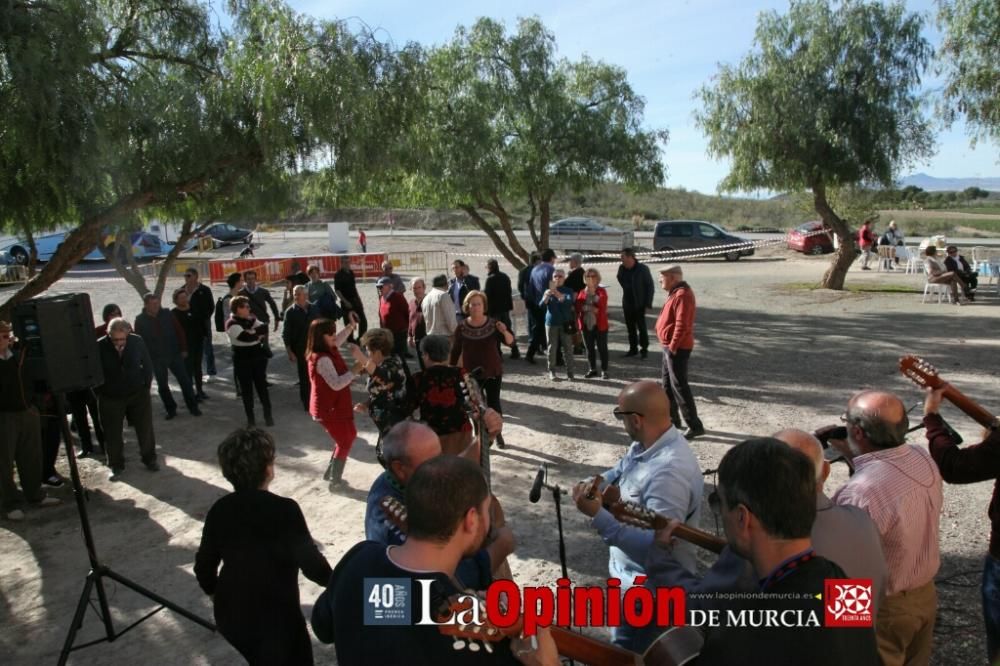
379, 495, 408, 534
899, 355, 944, 390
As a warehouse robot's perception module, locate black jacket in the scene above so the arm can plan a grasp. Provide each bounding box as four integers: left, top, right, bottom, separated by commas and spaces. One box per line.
282, 303, 318, 356
0, 344, 34, 412
617, 261, 654, 309
944, 254, 973, 274
240, 285, 281, 323
97, 334, 154, 398
483, 270, 514, 316
188, 283, 214, 330
447, 274, 481, 313
565, 266, 585, 294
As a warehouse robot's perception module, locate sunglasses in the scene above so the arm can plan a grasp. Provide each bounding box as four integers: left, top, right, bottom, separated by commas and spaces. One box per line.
612, 409, 643, 420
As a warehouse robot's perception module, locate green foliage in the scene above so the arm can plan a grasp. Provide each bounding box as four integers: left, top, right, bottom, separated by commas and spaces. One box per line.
388, 16, 667, 262
696, 0, 934, 194
938, 0, 1000, 146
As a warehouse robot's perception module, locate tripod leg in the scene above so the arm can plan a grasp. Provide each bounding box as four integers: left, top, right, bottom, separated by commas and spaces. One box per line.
102, 568, 216, 631
59, 573, 97, 666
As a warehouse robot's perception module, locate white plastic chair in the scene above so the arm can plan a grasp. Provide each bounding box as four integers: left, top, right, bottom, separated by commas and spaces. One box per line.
922, 281, 952, 304
904, 246, 924, 274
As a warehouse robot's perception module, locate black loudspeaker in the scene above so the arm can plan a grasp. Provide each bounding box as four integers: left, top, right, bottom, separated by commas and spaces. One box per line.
13, 293, 104, 393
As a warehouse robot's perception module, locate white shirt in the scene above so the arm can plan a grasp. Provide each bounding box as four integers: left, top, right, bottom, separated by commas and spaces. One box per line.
422, 287, 457, 335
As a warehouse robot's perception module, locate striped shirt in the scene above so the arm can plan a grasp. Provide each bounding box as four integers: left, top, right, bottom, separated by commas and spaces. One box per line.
832, 444, 943, 596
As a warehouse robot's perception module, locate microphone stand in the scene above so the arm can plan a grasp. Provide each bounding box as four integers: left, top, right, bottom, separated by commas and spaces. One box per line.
534, 464, 569, 581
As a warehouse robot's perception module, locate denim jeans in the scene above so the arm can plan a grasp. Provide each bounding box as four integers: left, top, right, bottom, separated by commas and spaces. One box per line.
983, 554, 1000, 664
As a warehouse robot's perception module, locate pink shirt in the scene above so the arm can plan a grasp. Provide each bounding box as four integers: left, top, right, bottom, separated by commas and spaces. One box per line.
832, 444, 942, 595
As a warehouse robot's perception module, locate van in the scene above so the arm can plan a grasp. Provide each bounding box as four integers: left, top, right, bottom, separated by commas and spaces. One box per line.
652, 220, 754, 261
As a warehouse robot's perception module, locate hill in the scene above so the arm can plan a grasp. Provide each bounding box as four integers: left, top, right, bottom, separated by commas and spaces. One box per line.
898, 173, 1000, 192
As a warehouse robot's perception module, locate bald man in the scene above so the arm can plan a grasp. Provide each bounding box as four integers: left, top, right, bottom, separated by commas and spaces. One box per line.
774, 428, 888, 616
829, 391, 943, 666
572, 381, 703, 651
363, 420, 513, 588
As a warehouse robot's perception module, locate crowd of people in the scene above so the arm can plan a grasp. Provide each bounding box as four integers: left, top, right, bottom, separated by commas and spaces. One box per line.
3, 247, 998, 666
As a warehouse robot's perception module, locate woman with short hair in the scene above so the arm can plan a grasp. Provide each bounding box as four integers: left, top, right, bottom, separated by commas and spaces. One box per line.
226, 295, 272, 426
195, 427, 332, 665
449, 290, 514, 423
576, 268, 610, 379
354, 328, 411, 456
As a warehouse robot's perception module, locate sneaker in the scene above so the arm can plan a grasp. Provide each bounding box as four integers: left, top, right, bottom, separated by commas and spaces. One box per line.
144, 460, 160, 472
43, 474, 64, 487
548, 371, 557, 380
109, 467, 125, 481
601, 371, 609, 380
584, 370, 599, 379
5, 509, 25, 521
37, 496, 61, 507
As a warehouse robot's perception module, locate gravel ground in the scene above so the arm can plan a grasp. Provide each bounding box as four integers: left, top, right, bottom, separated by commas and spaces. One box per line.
1, 233, 996, 665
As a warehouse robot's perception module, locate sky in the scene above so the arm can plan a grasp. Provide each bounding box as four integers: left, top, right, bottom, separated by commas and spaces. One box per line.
285, 0, 1000, 195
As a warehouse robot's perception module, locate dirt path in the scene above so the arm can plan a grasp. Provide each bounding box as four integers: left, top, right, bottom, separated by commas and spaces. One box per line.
1, 240, 996, 664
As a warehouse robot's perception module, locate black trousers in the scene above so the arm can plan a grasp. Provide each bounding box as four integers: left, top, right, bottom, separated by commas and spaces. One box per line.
343, 302, 368, 342
100, 390, 156, 470
152, 354, 197, 414
295, 354, 311, 411
68, 388, 104, 454
40, 411, 62, 479
623, 305, 649, 353
583, 328, 609, 371
479, 376, 503, 414
391, 328, 408, 358
661, 348, 702, 429
235, 356, 272, 422
526, 304, 548, 356
185, 335, 205, 394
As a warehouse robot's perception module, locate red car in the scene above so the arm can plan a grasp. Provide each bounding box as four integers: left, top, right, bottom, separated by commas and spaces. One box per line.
788, 221, 834, 255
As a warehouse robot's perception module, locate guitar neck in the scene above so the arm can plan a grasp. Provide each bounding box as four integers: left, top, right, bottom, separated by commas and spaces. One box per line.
647, 515, 727, 554
551, 627, 643, 666
942, 384, 997, 430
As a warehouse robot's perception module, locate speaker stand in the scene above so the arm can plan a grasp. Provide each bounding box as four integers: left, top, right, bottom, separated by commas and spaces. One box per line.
54, 394, 215, 665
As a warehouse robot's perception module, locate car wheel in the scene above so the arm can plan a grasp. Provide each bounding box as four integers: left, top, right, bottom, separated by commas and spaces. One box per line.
10, 247, 28, 265
725, 251, 741, 262
808, 245, 825, 256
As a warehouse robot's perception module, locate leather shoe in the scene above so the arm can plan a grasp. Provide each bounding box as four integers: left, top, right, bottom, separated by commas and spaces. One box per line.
144, 460, 160, 472
623, 350, 638, 358
189, 406, 203, 417
165, 411, 177, 421
640, 350, 648, 359
684, 426, 706, 440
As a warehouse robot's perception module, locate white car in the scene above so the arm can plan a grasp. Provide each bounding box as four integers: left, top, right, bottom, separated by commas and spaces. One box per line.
548, 217, 634, 254
0, 231, 181, 264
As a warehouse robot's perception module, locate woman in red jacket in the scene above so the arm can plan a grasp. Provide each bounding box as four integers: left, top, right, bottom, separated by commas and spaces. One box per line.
306, 318, 362, 490
576, 268, 610, 379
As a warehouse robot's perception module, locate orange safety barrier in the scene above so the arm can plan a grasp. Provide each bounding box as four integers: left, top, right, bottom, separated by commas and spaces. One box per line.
207, 253, 388, 285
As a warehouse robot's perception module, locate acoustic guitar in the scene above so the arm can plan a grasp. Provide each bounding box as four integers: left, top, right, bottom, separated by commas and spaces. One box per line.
898, 355, 999, 429
585, 477, 727, 554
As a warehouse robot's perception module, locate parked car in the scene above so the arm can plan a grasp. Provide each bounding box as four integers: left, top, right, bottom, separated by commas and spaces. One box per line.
787, 221, 834, 255
1, 232, 106, 264
198, 222, 253, 247
652, 220, 755, 261
0, 250, 27, 282
0, 230, 178, 264
548, 217, 634, 254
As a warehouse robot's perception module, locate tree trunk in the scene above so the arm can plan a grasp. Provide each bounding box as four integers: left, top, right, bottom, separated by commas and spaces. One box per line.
814, 184, 854, 290
22, 223, 38, 278
539, 197, 551, 250
151, 219, 205, 299
459, 205, 526, 270
103, 231, 151, 298
0, 191, 155, 321
483, 193, 530, 264
525, 193, 540, 250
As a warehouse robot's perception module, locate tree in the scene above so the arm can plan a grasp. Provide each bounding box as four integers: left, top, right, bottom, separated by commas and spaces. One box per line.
938, 0, 1000, 147
0, 0, 421, 319
696, 0, 934, 289
394, 17, 667, 268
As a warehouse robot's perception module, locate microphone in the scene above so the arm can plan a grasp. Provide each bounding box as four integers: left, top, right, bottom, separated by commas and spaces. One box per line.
529, 465, 546, 503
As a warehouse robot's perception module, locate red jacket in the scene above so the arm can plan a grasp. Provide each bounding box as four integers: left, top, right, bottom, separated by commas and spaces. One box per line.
575, 287, 609, 332
308, 349, 354, 421
655, 282, 696, 353
379, 291, 408, 333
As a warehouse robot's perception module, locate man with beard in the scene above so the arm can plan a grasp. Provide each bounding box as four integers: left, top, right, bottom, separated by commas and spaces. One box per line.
312, 455, 557, 666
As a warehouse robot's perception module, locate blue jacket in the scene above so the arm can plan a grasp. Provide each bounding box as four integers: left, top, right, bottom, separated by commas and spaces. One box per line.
541, 286, 574, 326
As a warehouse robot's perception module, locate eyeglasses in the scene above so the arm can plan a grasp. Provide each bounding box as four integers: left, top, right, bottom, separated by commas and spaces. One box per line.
612, 409, 643, 420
